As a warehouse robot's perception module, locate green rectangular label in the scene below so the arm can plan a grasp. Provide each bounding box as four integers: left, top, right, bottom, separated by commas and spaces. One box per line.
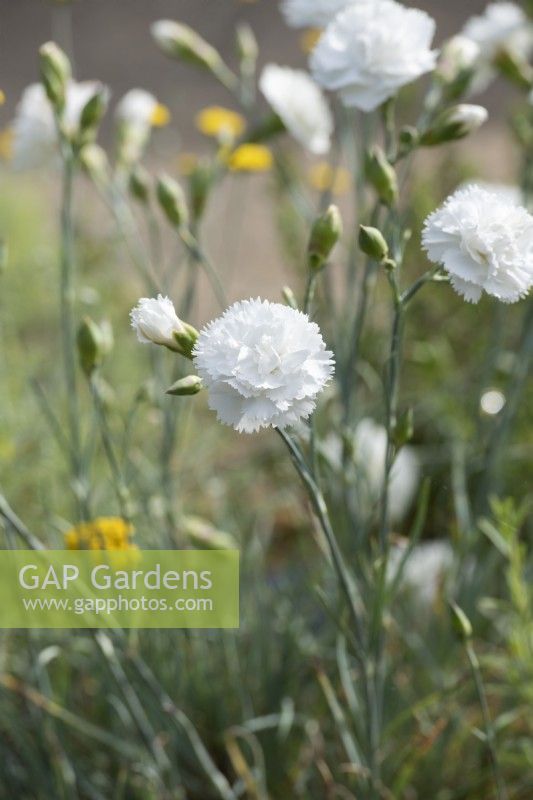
0, 550, 239, 629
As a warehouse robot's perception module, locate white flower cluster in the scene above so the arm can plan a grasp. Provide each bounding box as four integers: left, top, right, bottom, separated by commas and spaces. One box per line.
310, 0, 437, 111
423, 185, 533, 304
193, 299, 334, 433
260, 64, 333, 154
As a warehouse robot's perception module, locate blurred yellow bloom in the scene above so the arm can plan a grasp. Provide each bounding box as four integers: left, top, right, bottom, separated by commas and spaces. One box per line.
65, 517, 136, 551
300, 28, 322, 54
150, 102, 171, 127
308, 162, 351, 196
177, 151, 199, 176
0, 128, 13, 161
0, 90, 5, 105
227, 143, 273, 172
196, 106, 246, 139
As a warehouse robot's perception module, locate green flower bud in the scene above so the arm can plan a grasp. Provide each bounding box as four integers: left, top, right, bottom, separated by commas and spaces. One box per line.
420, 104, 488, 146
365, 145, 398, 207
236, 22, 258, 77
157, 174, 189, 229
77, 316, 105, 376
189, 159, 213, 222
307, 205, 342, 271
358, 225, 389, 262
79, 85, 109, 142
151, 20, 236, 91
449, 601, 473, 640
129, 165, 151, 205
166, 375, 203, 396
39, 42, 71, 114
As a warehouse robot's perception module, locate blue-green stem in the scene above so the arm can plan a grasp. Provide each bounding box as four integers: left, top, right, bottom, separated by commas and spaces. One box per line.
59, 145, 88, 520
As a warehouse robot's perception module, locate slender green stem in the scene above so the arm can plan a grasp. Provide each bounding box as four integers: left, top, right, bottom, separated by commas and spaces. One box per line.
59, 147, 88, 520
275, 429, 364, 648
89, 376, 130, 520
465, 641, 509, 800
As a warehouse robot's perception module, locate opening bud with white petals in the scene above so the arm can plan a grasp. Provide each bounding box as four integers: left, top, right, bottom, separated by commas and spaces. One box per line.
151, 20, 236, 91
130, 294, 198, 358
420, 104, 488, 146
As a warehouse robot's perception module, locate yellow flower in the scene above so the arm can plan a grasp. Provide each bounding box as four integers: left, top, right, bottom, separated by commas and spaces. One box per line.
196, 106, 246, 140
64, 517, 136, 551
0, 90, 5, 105
227, 143, 273, 172
308, 162, 351, 196
300, 28, 322, 54
150, 102, 171, 127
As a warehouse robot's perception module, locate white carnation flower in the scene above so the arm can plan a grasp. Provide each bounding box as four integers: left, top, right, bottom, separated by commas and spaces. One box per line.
281, 0, 357, 29
259, 64, 333, 154
423, 185, 533, 304
462, 2, 533, 92
354, 418, 420, 524
130, 294, 186, 348
310, 0, 437, 112
12, 80, 107, 170
193, 298, 334, 433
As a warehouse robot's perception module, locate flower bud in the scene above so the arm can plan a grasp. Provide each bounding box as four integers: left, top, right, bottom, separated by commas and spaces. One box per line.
189, 159, 213, 222
365, 145, 398, 207
307, 204, 342, 271
39, 42, 71, 113
449, 601, 473, 640
494, 49, 533, 91
236, 23, 258, 78
420, 104, 488, 146
358, 225, 389, 262
79, 84, 110, 142
156, 174, 189, 230
151, 20, 236, 91
166, 375, 203, 396
129, 165, 151, 205
130, 294, 198, 358
77, 316, 106, 376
